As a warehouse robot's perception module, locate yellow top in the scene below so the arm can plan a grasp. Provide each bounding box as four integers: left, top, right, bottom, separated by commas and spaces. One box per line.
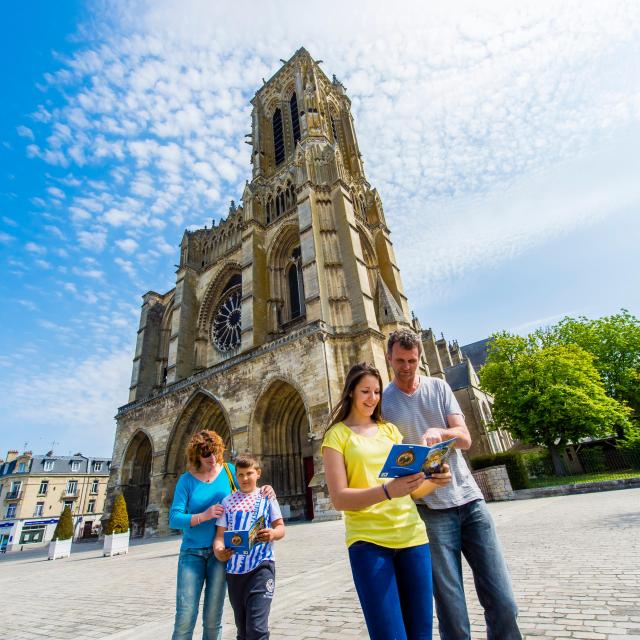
322, 421, 428, 549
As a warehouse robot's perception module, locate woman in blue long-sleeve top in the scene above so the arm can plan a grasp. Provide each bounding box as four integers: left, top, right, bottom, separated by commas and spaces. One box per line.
169, 430, 275, 640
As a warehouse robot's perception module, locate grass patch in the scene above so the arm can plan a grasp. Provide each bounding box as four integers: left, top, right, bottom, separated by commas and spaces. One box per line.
528, 470, 640, 488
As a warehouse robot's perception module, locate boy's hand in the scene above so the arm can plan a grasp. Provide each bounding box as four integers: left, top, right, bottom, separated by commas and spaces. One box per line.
256, 527, 276, 542
213, 546, 233, 562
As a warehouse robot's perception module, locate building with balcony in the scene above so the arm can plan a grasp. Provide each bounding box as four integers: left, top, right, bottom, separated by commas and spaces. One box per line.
0, 450, 111, 552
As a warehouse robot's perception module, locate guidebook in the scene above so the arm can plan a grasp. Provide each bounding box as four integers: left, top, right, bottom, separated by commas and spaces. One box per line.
378, 437, 457, 479
223, 515, 266, 555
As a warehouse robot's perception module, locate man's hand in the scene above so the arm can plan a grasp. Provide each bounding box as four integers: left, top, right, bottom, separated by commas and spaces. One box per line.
213, 545, 233, 562
428, 463, 452, 487
201, 503, 224, 521
423, 428, 445, 446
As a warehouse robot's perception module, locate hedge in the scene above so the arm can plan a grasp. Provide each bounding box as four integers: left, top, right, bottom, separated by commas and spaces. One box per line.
105, 494, 130, 535
52, 506, 74, 541
469, 451, 529, 490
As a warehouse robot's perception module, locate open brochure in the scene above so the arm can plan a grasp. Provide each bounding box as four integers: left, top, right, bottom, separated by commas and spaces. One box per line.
223, 515, 266, 555
378, 438, 457, 479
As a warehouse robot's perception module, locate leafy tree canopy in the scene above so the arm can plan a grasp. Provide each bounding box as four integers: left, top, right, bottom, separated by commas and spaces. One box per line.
480, 333, 631, 451
538, 309, 640, 416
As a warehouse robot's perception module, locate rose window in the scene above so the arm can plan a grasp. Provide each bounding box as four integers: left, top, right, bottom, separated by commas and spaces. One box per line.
210, 286, 242, 352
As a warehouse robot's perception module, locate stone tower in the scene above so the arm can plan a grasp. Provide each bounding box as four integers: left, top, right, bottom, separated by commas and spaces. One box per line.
107, 48, 413, 535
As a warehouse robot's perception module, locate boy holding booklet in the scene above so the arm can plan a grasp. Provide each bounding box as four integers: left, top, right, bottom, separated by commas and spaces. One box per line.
213, 455, 285, 640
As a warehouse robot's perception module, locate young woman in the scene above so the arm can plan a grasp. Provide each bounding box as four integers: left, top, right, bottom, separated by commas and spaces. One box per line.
322, 363, 451, 640
169, 430, 274, 640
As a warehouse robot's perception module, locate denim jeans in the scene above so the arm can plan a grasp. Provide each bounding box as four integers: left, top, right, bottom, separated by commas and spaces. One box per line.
172, 547, 227, 640
348, 541, 433, 640
418, 500, 522, 640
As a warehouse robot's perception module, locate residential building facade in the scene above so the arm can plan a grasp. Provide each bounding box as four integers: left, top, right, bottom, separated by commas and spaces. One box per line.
0, 449, 111, 552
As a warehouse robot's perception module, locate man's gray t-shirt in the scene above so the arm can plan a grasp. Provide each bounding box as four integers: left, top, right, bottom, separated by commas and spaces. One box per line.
382, 376, 483, 509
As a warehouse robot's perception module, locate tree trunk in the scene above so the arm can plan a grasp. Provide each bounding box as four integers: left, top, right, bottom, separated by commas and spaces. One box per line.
549, 443, 566, 476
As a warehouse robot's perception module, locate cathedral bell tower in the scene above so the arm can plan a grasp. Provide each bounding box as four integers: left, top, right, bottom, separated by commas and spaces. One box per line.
241, 48, 410, 358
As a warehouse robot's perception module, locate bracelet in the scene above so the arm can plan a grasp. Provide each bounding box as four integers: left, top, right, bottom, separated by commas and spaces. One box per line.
195, 514, 201, 526
382, 483, 392, 500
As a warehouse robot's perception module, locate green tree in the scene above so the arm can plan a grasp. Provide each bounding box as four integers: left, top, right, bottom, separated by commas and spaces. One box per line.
52, 506, 74, 541
105, 494, 130, 535
480, 333, 631, 475
539, 310, 640, 426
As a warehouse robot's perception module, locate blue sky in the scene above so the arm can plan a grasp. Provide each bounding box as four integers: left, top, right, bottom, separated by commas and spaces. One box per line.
1, 0, 639, 458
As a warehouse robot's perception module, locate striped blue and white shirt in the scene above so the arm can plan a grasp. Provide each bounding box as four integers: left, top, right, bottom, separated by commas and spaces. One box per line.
217, 489, 283, 575
382, 376, 483, 509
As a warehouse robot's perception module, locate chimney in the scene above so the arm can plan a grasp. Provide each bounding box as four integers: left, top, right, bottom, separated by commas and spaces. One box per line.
5, 450, 18, 463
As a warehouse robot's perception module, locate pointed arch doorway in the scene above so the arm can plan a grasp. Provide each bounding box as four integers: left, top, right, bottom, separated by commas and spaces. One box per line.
121, 431, 153, 538
253, 380, 314, 521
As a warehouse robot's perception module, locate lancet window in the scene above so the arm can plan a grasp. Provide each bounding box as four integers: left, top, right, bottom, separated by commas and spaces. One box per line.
287, 247, 305, 320
273, 108, 285, 166
290, 93, 301, 147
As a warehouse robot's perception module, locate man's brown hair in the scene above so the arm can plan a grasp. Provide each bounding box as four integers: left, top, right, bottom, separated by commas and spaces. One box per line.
387, 329, 422, 355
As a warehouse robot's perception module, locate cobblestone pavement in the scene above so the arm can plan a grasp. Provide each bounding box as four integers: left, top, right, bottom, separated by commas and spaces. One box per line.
1, 488, 639, 640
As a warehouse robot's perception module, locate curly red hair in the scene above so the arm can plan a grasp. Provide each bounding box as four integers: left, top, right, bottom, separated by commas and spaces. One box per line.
186, 430, 225, 470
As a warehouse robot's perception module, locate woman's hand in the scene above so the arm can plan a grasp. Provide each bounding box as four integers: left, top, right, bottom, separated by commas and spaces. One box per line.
386, 472, 425, 498
429, 464, 452, 487
260, 484, 276, 499
201, 503, 224, 522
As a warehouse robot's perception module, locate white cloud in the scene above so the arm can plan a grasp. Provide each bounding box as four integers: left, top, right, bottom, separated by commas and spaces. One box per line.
17, 125, 35, 139
47, 186, 66, 199
25, 242, 46, 254
115, 256, 137, 278
115, 237, 139, 253
0, 231, 15, 243
73, 266, 104, 279
77, 228, 107, 251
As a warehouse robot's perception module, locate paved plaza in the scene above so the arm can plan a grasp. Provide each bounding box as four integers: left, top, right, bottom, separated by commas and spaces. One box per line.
1, 488, 639, 640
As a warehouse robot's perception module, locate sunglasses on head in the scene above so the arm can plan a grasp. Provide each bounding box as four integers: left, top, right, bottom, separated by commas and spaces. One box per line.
198, 445, 215, 458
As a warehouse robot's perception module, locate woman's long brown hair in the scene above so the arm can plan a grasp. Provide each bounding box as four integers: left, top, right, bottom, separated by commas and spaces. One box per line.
324, 362, 384, 437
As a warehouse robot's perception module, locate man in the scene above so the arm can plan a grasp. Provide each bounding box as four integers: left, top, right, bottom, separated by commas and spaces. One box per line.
382, 328, 522, 640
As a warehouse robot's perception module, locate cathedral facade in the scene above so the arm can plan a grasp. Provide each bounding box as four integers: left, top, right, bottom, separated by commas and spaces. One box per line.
108, 49, 415, 535
106, 49, 509, 536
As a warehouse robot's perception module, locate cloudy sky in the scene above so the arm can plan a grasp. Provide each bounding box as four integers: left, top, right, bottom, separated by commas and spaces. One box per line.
1, 0, 639, 458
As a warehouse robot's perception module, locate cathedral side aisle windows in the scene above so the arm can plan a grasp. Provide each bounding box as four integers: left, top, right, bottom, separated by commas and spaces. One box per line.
273, 108, 285, 166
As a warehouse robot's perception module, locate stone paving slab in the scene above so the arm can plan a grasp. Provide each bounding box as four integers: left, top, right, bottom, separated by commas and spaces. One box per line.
1, 488, 638, 639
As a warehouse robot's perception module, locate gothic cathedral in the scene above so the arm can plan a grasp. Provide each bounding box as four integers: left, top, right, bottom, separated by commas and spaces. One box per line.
107, 48, 505, 537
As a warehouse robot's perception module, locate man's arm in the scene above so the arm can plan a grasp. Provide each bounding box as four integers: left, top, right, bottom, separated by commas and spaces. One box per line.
423, 414, 472, 450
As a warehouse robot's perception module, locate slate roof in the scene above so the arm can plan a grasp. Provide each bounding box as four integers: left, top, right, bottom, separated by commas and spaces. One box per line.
460, 338, 492, 372
444, 361, 471, 391
1, 455, 111, 477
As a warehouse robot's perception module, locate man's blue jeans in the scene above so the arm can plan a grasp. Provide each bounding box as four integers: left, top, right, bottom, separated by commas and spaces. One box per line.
172, 547, 227, 640
348, 541, 433, 640
418, 500, 522, 640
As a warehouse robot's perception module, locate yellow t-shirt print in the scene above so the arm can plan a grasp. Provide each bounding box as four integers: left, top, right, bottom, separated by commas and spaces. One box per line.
322, 421, 428, 549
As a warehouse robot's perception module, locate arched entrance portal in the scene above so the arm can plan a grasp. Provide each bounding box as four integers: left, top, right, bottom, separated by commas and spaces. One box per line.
163, 391, 233, 518
121, 431, 152, 538
253, 381, 314, 520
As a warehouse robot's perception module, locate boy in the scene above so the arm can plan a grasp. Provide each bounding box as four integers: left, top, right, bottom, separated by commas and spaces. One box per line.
214, 455, 285, 640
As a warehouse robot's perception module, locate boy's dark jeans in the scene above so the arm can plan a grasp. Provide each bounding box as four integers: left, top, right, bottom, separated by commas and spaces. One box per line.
226, 560, 275, 640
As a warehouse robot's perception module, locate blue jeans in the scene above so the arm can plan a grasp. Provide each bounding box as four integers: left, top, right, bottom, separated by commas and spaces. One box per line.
418, 500, 522, 640
172, 547, 227, 640
348, 541, 433, 640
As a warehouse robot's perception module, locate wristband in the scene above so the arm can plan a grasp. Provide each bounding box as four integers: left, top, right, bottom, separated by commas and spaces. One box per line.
195, 514, 201, 525
382, 483, 392, 500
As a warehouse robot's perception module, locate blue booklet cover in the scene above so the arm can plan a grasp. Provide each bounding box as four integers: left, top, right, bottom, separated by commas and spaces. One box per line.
223, 515, 265, 555
378, 438, 457, 479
